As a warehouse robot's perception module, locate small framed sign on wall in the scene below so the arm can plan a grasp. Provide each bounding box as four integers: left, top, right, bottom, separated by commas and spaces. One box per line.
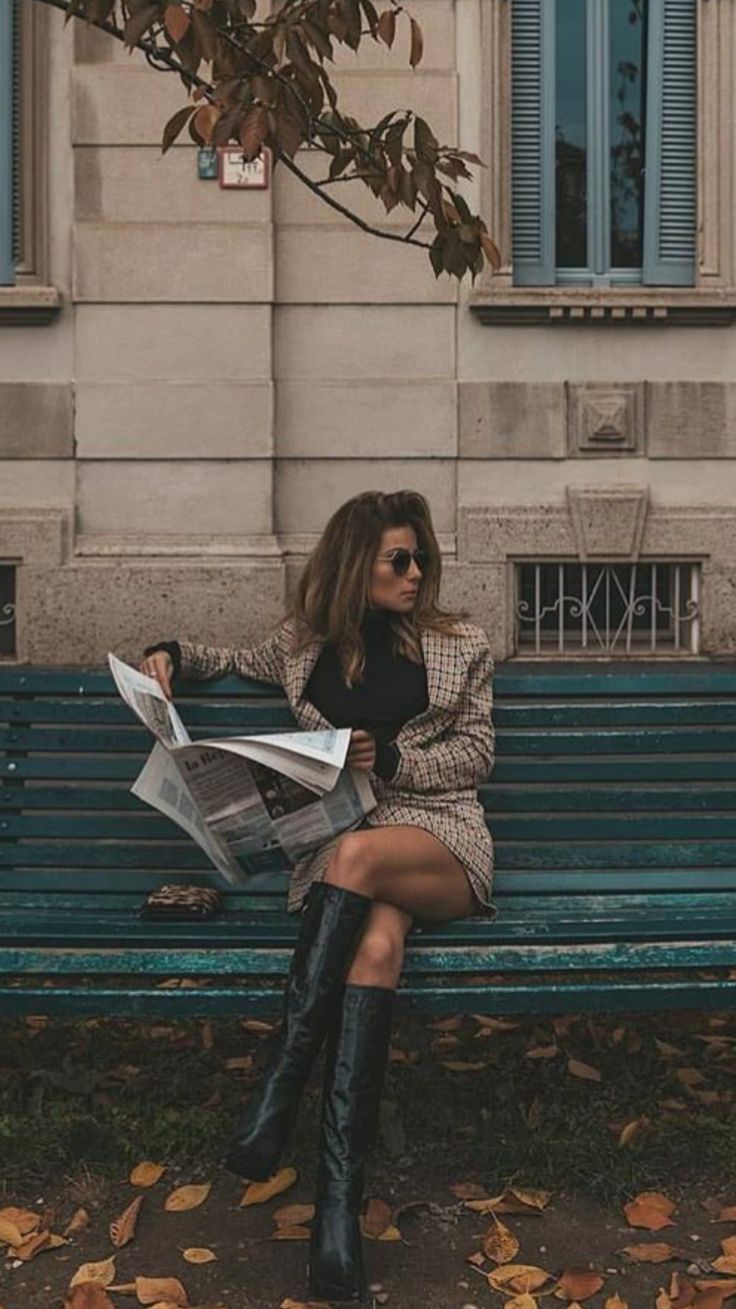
217, 146, 272, 190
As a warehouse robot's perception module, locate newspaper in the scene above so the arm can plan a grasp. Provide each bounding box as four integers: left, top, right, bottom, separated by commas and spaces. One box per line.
108, 653, 376, 885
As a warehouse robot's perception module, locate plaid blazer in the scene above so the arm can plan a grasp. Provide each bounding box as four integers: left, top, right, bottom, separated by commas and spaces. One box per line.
178, 620, 497, 920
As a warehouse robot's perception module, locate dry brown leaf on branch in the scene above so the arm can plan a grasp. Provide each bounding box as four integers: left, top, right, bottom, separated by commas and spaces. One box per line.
553, 1269, 605, 1301
135, 1275, 188, 1305
487, 1264, 553, 1294
69, 1257, 117, 1289
623, 1191, 677, 1231
164, 1183, 211, 1212
483, 1217, 520, 1265
110, 1194, 144, 1248
64, 1208, 91, 1238
274, 1203, 315, 1227
622, 1244, 679, 1263
567, 1058, 603, 1082
63, 1285, 115, 1309
240, 1167, 297, 1206
130, 1162, 166, 1188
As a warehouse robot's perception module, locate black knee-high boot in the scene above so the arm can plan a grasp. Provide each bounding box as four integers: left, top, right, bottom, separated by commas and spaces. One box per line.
307, 983, 397, 1305
222, 882, 372, 1183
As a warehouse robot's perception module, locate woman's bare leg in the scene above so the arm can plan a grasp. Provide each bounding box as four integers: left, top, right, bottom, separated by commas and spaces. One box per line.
345, 900, 414, 988
323, 826, 476, 923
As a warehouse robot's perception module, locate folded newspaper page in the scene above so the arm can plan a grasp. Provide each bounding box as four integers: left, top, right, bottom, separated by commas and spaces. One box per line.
108, 653, 376, 885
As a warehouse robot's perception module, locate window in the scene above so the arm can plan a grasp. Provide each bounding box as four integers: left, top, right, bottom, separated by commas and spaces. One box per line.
515, 561, 701, 656
0, 565, 16, 659
0, 0, 19, 286
511, 0, 697, 287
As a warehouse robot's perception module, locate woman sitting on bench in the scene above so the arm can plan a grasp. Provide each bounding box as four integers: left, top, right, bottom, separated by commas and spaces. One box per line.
140, 487, 496, 1306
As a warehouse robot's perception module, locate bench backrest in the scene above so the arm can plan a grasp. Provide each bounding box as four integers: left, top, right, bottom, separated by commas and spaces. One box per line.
3, 664, 736, 906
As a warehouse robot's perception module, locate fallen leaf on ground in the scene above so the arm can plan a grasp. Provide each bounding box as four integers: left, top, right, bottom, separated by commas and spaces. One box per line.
135, 1275, 188, 1305
440, 1059, 488, 1071
271, 1225, 311, 1240
130, 1162, 166, 1188
64, 1208, 91, 1237
568, 1058, 602, 1082
182, 1247, 217, 1263
0, 1216, 24, 1246
69, 1257, 117, 1289
525, 1045, 559, 1059
0, 1206, 40, 1237
274, 1203, 315, 1227
604, 1296, 629, 1309
622, 1244, 678, 1263
450, 1182, 490, 1200
164, 1183, 211, 1212
240, 1167, 297, 1206
63, 1285, 115, 1309
361, 1198, 392, 1238
486, 1264, 552, 1294
624, 1191, 677, 1231
14, 1230, 52, 1260
483, 1217, 520, 1264
618, 1117, 650, 1147
110, 1194, 143, 1247
554, 1269, 605, 1301
504, 1293, 537, 1309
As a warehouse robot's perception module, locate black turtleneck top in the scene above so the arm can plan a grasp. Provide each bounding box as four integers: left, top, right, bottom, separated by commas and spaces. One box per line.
145, 609, 428, 783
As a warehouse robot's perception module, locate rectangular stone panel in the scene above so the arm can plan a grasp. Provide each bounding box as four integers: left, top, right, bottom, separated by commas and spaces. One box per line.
78, 460, 273, 535
276, 382, 456, 457
275, 306, 455, 379
276, 228, 456, 304
275, 459, 456, 533
0, 462, 75, 506
74, 146, 271, 224
458, 382, 566, 458
648, 383, 736, 457
0, 383, 74, 458
75, 306, 272, 380
76, 383, 273, 458
73, 223, 273, 303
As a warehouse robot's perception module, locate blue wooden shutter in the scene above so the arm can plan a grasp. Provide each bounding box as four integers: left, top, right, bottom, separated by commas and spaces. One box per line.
642, 0, 697, 286
511, 0, 556, 286
0, 0, 16, 285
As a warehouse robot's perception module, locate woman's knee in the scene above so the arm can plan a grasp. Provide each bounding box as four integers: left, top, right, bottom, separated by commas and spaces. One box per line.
324, 831, 376, 891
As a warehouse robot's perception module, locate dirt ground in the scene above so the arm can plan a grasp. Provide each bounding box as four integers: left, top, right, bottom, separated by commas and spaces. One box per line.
1, 1145, 732, 1309
3, 1005, 736, 1309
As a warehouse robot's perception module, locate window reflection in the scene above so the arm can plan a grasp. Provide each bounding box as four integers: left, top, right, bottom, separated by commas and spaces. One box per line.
555, 0, 588, 267
610, 0, 647, 267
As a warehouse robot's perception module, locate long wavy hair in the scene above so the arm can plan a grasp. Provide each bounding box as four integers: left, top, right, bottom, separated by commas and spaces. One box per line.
288, 489, 466, 686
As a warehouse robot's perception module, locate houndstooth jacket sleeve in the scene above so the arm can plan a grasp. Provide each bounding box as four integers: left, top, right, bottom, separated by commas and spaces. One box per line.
177, 622, 293, 688
391, 627, 495, 794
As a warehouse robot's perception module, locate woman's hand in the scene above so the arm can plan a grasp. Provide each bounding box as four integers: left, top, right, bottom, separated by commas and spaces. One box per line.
139, 650, 174, 702
346, 729, 376, 772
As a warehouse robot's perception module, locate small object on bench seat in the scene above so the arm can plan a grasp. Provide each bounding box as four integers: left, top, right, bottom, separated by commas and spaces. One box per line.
140, 884, 223, 921
4, 662, 736, 1017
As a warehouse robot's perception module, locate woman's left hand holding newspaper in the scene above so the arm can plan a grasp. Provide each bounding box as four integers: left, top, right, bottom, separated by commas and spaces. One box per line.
139, 650, 174, 701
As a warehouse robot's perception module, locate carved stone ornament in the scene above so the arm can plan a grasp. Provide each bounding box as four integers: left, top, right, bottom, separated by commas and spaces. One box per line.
567, 486, 650, 561
568, 384, 645, 456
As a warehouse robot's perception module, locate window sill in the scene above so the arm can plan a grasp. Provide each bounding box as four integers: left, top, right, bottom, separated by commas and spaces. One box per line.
468, 287, 736, 326
0, 285, 63, 325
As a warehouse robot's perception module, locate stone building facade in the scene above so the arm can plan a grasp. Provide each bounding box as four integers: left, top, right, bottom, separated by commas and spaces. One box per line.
2, 0, 736, 665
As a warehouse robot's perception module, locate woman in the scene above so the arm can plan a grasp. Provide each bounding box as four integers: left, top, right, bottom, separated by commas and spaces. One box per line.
140, 488, 497, 1305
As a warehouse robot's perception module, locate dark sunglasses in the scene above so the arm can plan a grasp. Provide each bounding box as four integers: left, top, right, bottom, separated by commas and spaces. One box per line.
377, 548, 429, 577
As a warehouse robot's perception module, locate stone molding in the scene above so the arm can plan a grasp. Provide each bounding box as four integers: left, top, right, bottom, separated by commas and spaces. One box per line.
568, 385, 645, 458
0, 509, 71, 566
566, 487, 649, 561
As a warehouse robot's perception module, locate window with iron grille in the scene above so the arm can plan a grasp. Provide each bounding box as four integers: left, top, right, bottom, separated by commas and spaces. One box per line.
515, 561, 701, 656
0, 565, 16, 659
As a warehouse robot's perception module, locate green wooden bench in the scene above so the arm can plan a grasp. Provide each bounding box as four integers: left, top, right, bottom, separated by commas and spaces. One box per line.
3, 663, 736, 1018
